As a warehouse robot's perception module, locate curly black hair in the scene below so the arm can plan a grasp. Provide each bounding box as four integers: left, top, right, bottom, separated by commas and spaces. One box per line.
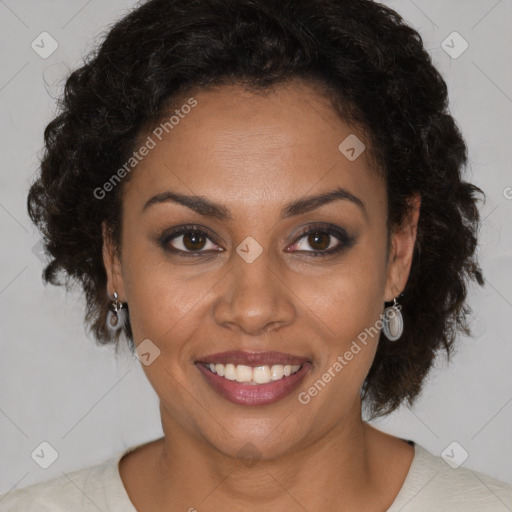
27, 0, 484, 419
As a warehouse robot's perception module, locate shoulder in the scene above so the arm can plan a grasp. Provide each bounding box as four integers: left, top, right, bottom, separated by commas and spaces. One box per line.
0, 449, 132, 512
389, 442, 512, 512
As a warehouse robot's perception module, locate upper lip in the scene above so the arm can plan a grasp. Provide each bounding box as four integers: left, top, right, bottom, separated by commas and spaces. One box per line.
195, 351, 311, 367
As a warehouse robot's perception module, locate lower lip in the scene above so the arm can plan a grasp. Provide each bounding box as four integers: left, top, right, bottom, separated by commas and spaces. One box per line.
195, 363, 311, 406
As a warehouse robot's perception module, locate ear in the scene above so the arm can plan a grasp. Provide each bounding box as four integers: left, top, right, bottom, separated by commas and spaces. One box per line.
102, 221, 126, 301
384, 193, 421, 301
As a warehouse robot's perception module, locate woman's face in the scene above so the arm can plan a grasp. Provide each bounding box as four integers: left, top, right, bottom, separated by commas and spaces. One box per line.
104, 80, 418, 459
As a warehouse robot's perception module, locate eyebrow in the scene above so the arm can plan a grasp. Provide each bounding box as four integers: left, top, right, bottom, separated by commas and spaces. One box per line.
142, 186, 367, 220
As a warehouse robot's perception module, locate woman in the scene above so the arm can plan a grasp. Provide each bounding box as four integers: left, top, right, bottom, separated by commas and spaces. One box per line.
1, 0, 510, 510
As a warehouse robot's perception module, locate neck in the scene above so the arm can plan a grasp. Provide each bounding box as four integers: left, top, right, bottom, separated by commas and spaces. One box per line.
153, 401, 385, 511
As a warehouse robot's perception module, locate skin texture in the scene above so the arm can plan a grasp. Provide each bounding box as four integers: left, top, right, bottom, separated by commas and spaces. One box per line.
103, 80, 420, 511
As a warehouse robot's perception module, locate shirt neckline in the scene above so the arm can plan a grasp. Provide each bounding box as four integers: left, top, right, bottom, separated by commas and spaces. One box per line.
105, 441, 149, 512
386, 441, 441, 511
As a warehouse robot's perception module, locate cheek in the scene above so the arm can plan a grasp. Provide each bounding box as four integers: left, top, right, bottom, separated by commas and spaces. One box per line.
119, 231, 174, 338
295, 241, 388, 391
120, 231, 225, 362
297, 271, 385, 413
123, 256, 209, 343
298, 246, 387, 338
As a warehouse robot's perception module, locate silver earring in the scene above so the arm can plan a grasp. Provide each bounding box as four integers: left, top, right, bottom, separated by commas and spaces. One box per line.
106, 291, 127, 333
382, 297, 403, 341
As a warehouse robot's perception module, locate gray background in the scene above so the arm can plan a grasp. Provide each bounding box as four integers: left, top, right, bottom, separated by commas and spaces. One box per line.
0, 0, 511, 494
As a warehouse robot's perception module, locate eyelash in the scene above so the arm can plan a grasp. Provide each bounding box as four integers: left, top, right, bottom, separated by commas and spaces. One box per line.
158, 223, 355, 257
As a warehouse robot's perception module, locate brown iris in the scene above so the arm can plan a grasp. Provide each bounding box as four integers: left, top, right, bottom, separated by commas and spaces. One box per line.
183, 231, 207, 251
307, 232, 330, 251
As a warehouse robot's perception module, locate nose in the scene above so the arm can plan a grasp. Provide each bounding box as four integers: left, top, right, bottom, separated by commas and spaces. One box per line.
212, 250, 296, 336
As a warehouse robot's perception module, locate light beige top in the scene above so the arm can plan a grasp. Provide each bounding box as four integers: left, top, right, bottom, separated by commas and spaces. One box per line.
1, 441, 511, 511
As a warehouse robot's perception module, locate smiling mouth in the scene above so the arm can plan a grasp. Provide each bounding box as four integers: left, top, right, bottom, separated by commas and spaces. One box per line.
200, 362, 303, 385
195, 361, 312, 405
194, 350, 313, 406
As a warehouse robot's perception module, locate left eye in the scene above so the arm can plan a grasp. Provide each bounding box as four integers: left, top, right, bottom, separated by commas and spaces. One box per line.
288, 225, 351, 255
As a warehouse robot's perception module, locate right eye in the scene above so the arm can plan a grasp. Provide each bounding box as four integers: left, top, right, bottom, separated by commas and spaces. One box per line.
159, 225, 223, 255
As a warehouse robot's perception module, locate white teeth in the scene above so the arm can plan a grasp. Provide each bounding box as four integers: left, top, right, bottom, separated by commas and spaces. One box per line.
215, 363, 225, 377
236, 365, 253, 382
253, 365, 271, 384
224, 363, 237, 380
270, 365, 284, 380
204, 363, 302, 384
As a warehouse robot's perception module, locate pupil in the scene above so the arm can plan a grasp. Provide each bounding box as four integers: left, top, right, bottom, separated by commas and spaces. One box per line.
184, 231, 206, 250
308, 232, 329, 250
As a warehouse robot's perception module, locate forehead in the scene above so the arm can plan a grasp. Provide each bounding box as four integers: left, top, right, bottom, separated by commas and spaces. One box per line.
123, 81, 385, 217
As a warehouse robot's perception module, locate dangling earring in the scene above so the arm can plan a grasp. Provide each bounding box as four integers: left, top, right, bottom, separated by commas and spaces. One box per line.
106, 291, 127, 333
382, 297, 403, 341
